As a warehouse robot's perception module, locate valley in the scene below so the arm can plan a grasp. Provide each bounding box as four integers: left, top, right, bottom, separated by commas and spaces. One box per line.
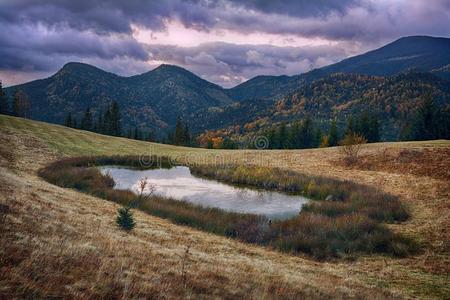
1, 115, 449, 298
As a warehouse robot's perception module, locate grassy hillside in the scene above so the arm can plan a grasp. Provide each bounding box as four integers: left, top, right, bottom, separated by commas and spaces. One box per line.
0, 115, 449, 299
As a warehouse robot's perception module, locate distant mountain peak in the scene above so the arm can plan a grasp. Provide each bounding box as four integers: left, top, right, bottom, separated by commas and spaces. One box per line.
61, 62, 100, 71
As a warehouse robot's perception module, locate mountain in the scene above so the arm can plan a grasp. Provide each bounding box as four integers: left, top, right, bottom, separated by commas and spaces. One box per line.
319, 36, 450, 76
228, 36, 450, 101
196, 71, 450, 140
4, 36, 450, 136
5, 62, 234, 132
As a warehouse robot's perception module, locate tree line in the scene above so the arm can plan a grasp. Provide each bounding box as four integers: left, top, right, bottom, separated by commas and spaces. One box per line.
0, 81, 31, 118
165, 117, 192, 146
260, 112, 380, 150
400, 95, 450, 141
64, 101, 122, 136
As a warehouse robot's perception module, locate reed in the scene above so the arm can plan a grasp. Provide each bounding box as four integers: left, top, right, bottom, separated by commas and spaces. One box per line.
39, 156, 419, 259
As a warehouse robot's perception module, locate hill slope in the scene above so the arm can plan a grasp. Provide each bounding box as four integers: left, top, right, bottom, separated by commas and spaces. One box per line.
194, 71, 450, 140
0, 115, 449, 298
5, 63, 234, 132
229, 36, 450, 101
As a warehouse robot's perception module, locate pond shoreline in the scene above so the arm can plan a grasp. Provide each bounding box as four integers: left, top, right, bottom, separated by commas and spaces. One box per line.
100, 165, 309, 220
38, 155, 419, 260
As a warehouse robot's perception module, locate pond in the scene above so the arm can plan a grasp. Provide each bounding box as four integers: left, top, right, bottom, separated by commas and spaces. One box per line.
100, 166, 309, 220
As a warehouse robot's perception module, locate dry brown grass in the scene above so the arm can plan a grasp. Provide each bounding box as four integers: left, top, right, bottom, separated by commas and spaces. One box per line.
1, 115, 449, 299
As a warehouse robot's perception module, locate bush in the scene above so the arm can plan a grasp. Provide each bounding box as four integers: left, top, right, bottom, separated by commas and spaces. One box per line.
116, 206, 136, 231
339, 133, 367, 165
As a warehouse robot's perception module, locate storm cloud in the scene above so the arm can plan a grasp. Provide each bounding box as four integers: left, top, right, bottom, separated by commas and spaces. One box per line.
0, 0, 449, 87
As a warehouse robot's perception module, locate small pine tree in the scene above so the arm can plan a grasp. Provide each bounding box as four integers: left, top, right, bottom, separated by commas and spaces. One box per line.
116, 207, 136, 231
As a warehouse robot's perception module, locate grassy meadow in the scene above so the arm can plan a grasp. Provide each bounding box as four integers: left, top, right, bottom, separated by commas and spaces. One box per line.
1, 115, 449, 299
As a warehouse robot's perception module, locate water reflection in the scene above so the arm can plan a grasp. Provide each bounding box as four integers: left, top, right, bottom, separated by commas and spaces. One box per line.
100, 166, 309, 220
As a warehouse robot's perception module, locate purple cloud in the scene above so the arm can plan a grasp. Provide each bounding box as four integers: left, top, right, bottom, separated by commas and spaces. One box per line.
0, 0, 449, 86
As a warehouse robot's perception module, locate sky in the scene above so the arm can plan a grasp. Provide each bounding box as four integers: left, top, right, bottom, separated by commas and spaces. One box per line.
0, 0, 449, 88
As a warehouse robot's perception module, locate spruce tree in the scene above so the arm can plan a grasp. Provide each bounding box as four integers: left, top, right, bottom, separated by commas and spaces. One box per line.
116, 207, 136, 231
64, 112, 73, 127
183, 124, 191, 146
134, 127, 141, 140
299, 117, 314, 148
288, 122, 300, 149
314, 127, 323, 148
12, 92, 19, 117
413, 95, 436, 140
97, 113, 104, 134
0, 81, 9, 115
266, 128, 278, 149
368, 115, 380, 142
174, 117, 185, 145
345, 116, 356, 136
103, 109, 112, 135
80, 107, 93, 131
110, 101, 121, 136
12, 91, 30, 117
358, 112, 371, 139
328, 120, 339, 147
278, 122, 288, 149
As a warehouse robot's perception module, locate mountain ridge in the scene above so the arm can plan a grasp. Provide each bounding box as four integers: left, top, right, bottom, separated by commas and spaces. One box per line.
4, 35, 450, 136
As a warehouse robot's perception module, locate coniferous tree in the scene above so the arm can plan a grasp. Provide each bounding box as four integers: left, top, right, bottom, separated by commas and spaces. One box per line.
345, 116, 356, 136
0, 81, 9, 115
126, 128, 133, 139
97, 113, 104, 134
147, 130, 155, 142
110, 101, 121, 136
288, 122, 300, 149
103, 109, 112, 135
314, 127, 323, 148
116, 207, 136, 231
133, 127, 142, 140
435, 108, 450, 139
299, 117, 314, 149
12, 90, 30, 118
368, 115, 380, 142
174, 117, 185, 145
64, 112, 73, 127
328, 120, 339, 147
183, 124, 191, 146
358, 112, 371, 139
222, 137, 238, 149
80, 107, 93, 131
412, 95, 436, 140
266, 128, 278, 149
278, 122, 288, 149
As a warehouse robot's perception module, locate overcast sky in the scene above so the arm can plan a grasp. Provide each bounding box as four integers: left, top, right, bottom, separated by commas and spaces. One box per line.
0, 0, 449, 87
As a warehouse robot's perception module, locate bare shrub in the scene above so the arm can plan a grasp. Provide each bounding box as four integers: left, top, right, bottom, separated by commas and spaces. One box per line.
138, 176, 155, 197
339, 133, 367, 165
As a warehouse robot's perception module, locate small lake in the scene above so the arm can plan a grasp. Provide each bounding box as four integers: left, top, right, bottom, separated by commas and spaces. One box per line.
100, 166, 309, 220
